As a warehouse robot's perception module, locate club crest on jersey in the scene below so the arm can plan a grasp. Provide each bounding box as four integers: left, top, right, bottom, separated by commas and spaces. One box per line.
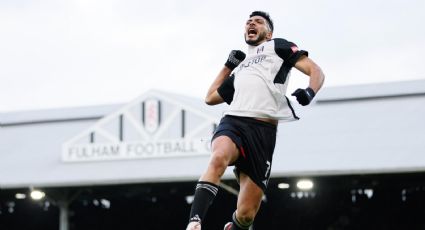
143, 99, 161, 133
257, 46, 265, 54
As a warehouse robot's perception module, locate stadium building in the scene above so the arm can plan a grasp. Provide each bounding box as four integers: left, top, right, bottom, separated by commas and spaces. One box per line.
1, 80, 425, 230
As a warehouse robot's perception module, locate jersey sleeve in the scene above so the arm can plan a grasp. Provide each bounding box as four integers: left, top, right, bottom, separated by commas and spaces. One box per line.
217, 74, 235, 105
274, 38, 308, 67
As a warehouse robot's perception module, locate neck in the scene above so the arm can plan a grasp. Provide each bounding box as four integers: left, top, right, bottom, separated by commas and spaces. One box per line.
248, 39, 268, 47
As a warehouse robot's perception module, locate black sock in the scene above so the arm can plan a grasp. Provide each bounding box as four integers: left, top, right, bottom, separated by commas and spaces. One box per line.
188, 181, 219, 223
231, 211, 252, 230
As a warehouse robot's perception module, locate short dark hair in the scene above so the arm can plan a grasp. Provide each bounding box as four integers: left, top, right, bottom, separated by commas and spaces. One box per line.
250, 11, 274, 32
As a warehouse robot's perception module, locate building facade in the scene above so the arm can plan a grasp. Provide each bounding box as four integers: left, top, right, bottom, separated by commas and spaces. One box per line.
1, 80, 425, 229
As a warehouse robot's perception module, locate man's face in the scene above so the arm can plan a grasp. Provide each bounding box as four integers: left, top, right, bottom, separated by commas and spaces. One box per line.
244, 15, 272, 46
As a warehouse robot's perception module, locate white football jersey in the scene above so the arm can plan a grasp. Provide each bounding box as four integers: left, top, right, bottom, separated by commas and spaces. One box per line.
218, 38, 308, 122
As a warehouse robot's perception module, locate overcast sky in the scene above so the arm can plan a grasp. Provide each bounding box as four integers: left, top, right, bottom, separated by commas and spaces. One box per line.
1, 0, 424, 112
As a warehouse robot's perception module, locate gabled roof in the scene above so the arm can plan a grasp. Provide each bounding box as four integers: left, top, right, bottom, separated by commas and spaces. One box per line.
0, 90, 225, 188
1, 81, 425, 189
62, 89, 224, 162
316, 79, 425, 102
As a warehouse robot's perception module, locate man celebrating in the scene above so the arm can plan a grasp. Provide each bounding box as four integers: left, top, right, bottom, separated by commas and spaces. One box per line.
186, 11, 325, 230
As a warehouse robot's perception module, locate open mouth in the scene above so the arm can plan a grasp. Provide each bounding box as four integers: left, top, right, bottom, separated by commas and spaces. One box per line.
247, 28, 257, 36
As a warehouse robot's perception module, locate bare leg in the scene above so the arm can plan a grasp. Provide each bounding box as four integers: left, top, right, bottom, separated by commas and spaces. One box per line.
200, 135, 240, 183
186, 136, 239, 230
234, 173, 263, 229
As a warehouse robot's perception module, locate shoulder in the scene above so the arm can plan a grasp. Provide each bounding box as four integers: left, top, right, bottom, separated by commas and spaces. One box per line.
271, 38, 298, 60
272, 38, 298, 49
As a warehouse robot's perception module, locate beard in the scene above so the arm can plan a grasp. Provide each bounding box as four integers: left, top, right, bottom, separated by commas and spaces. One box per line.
245, 30, 268, 46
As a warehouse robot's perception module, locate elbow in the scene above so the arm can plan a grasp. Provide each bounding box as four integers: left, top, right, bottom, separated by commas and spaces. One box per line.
205, 96, 222, 106
204, 91, 219, 105
313, 66, 325, 84
205, 98, 213, 105
205, 91, 224, 105
318, 67, 325, 84
205, 96, 215, 105
308, 66, 325, 93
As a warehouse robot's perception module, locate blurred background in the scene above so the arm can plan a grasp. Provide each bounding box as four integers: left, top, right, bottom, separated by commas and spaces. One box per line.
1, 0, 425, 229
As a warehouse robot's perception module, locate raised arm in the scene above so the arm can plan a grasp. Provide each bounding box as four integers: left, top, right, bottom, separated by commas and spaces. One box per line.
204, 50, 246, 105
205, 66, 233, 105
291, 55, 325, 106
294, 55, 325, 93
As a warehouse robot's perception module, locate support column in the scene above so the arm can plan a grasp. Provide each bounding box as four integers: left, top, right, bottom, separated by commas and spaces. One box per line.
58, 201, 69, 230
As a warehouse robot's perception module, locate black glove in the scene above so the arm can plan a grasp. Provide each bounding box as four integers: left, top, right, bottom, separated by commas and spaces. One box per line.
224, 50, 246, 70
291, 87, 316, 106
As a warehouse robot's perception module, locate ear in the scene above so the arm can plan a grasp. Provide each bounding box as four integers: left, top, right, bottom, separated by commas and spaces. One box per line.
266, 31, 273, 40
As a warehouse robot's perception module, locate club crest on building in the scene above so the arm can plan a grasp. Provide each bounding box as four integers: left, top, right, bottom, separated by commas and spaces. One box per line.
62, 90, 220, 162
143, 99, 161, 134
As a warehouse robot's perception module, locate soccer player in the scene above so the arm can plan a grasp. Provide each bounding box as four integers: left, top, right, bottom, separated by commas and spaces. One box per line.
186, 11, 325, 230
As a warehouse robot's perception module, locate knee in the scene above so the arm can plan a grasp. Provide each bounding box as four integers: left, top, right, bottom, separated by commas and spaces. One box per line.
235, 209, 255, 226
209, 151, 230, 171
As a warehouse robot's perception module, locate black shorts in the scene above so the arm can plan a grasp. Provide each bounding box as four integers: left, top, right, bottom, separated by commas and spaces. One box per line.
212, 115, 277, 192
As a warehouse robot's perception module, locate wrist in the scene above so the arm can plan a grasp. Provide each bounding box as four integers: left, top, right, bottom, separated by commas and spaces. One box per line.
306, 87, 316, 98
224, 61, 236, 70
